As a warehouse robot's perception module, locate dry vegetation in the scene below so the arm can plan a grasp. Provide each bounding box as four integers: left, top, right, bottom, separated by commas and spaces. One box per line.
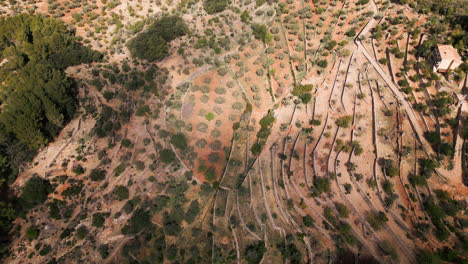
0, 0, 467, 263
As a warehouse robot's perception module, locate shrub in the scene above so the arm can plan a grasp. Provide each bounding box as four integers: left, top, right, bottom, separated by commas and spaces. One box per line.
72, 164, 85, 175
317, 60, 328, 68
345, 28, 356, 37
21, 176, 52, 206
163, 212, 181, 236
418, 158, 438, 178
344, 183, 352, 194
122, 209, 151, 235
244, 241, 266, 264
336, 116, 352, 128
112, 185, 129, 201
204, 0, 228, 14
170, 133, 187, 150
76, 225, 88, 239
292, 84, 313, 96
153, 195, 170, 212
251, 142, 263, 155
136, 105, 150, 116
98, 245, 109, 259
313, 177, 331, 195
203, 167, 216, 181
160, 149, 176, 163
241, 10, 251, 23
311, 119, 321, 126
114, 163, 127, 177
208, 152, 220, 164
367, 211, 388, 230
185, 200, 200, 223
276, 239, 301, 263
89, 169, 106, 181
353, 143, 363, 155
299, 92, 313, 104
209, 140, 222, 150
409, 174, 426, 186
135, 161, 145, 171
166, 244, 178, 260
378, 240, 398, 260
382, 179, 393, 195
303, 215, 314, 227
123, 199, 137, 214
387, 167, 399, 177
415, 249, 441, 264
39, 245, 52, 256
251, 24, 272, 43
92, 213, 106, 228
397, 79, 409, 87
26, 226, 40, 240
205, 112, 215, 121
378, 58, 388, 65
259, 112, 275, 128
325, 40, 337, 50
121, 138, 132, 148
334, 202, 349, 218
61, 182, 83, 198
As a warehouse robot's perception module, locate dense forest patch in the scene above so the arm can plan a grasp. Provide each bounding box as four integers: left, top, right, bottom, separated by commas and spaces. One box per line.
0, 14, 100, 256
127, 16, 188, 62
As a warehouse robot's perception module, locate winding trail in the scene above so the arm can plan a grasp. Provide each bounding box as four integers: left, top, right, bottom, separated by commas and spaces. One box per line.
353, 0, 436, 162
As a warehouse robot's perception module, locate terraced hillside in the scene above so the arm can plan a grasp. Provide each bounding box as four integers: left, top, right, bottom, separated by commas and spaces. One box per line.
0, 0, 466, 263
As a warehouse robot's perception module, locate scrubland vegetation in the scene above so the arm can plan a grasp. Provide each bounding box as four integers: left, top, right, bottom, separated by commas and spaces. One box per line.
0, 0, 466, 263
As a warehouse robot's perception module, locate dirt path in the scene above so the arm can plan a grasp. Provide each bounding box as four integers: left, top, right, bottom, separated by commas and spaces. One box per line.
357, 39, 436, 159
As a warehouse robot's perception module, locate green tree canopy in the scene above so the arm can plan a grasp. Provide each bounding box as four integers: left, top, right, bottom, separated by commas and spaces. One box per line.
127, 16, 188, 62
204, 0, 229, 14
20, 176, 52, 206
0, 14, 99, 258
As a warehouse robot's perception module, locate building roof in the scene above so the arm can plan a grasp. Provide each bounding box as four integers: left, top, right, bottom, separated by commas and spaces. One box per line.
437, 44, 462, 63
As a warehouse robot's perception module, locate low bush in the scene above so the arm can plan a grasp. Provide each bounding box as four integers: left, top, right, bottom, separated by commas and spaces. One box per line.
112, 186, 129, 201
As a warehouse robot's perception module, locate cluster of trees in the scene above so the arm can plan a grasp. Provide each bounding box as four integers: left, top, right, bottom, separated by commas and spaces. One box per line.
127, 16, 188, 62
204, 0, 229, 14
251, 111, 276, 155
311, 177, 331, 196
392, 0, 467, 51
366, 211, 388, 230
432, 91, 453, 117
336, 115, 353, 128
194, 33, 231, 54
323, 207, 357, 246
251, 24, 272, 44
409, 158, 439, 187
0, 14, 100, 255
423, 189, 462, 241
424, 131, 454, 157
0, 14, 100, 149
277, 236, 302, 264
292, 84, 313, 104
379, 158, 399, 177
244, 241, 265, 264
115, 176, 202, 262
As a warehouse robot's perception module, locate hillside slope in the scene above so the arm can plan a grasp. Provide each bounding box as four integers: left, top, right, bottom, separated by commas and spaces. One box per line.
0, 0, 466, 263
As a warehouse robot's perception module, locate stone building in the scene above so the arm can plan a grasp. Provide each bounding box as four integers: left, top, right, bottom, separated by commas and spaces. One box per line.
432, 44, 463, 73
